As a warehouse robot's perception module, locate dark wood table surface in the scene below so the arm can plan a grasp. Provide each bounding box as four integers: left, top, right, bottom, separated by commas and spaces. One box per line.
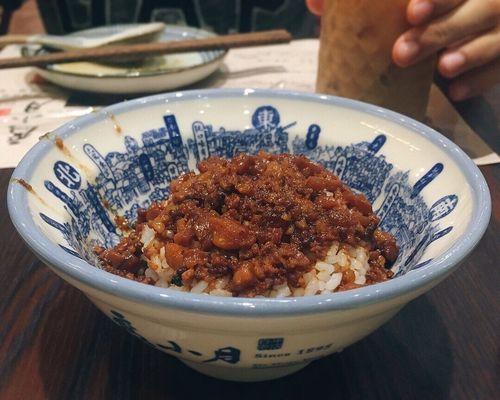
1, 2, 499, 399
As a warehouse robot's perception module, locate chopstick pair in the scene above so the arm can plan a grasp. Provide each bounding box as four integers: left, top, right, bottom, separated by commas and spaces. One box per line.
0, 29, 292, 70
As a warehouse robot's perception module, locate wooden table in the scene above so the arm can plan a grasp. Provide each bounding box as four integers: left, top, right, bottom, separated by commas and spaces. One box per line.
1, 2, 499, 399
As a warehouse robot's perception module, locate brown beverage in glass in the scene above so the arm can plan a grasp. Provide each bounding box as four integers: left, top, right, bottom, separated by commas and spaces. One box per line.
316, 0, 436, 120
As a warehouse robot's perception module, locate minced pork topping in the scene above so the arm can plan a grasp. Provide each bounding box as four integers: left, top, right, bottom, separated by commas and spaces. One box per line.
96, 152, 397, 297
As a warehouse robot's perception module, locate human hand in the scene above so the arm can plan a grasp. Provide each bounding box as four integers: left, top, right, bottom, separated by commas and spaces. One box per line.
306, 0, 500, 101
393, 0, 500, 101
305, 0, 324, 16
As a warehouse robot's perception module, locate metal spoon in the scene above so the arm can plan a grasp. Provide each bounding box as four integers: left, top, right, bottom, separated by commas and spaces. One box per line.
0, 22, 166, 50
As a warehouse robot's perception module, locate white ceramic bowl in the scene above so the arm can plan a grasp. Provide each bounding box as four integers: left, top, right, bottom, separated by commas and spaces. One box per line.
8, 89, 490, 382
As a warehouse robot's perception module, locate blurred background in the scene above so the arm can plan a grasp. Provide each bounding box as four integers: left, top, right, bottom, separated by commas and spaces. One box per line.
0, 0, 318, 37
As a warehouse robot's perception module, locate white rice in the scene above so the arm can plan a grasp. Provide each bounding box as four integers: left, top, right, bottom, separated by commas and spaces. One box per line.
140, 226, 156, 257
190, 280, 208, 294
141, 233, 370, 297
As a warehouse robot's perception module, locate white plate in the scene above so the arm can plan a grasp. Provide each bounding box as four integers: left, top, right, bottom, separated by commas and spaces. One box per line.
23, 25, 226, 94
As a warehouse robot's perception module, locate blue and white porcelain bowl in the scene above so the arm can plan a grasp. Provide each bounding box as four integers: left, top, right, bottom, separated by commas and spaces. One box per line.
8, 89, 490, 382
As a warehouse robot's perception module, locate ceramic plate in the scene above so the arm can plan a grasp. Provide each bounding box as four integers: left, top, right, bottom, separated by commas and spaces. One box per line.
22, 25, 226, 94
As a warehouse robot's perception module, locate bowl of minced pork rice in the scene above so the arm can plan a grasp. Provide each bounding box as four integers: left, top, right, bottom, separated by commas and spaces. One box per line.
96, 152, 398, 298
8, 89, 490, 381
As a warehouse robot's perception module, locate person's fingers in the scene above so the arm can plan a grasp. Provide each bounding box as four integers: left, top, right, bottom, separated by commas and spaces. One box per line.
393, 0, 500, 67
439, 26, 500, 78
305, 0, 324, 16
449, 57, 500, 101
407, 0, 464, 26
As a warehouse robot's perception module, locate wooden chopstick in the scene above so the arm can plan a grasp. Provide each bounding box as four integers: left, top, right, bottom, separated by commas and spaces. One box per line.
0, 29, 292, 70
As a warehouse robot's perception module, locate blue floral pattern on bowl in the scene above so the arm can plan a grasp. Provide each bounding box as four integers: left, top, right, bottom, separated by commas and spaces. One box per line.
38, 104, 458, 276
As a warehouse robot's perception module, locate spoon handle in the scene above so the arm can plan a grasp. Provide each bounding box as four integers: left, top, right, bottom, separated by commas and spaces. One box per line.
0, 35, 30, 48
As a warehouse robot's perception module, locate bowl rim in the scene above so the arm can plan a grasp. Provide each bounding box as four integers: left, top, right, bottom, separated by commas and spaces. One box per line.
8, 88, 491, 316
